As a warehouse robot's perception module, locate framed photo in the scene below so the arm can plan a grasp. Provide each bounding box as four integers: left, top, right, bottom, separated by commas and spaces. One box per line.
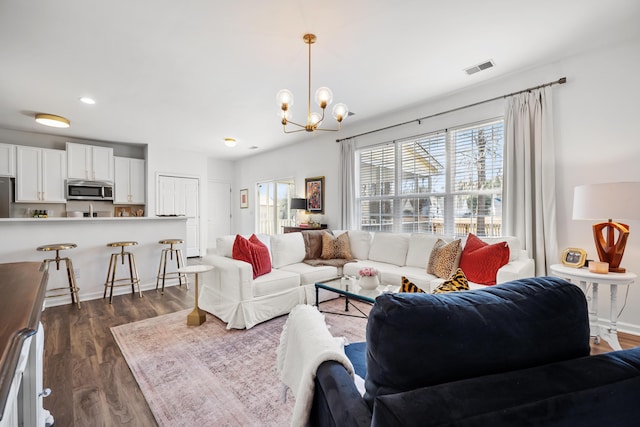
240, 188, 249, 209
561, 247, 587, 268
305, 176, 324, 214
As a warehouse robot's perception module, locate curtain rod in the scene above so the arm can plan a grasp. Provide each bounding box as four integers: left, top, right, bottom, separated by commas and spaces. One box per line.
335, 76, 567, 143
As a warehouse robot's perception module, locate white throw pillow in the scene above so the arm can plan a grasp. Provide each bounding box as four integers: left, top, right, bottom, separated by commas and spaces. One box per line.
216, 235, 236, 257
347, 230, 372, 260
405, 233, 444, 268
368, 233, 410, 266
270, 233, 306, 268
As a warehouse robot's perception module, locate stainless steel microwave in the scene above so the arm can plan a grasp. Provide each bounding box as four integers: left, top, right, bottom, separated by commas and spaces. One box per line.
66, 180, 114, 201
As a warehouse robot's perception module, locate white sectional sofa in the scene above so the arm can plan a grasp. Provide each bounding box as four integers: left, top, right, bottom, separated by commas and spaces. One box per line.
199, 231, 535, 329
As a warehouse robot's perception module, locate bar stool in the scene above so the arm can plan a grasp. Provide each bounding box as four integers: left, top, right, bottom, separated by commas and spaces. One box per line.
156, 238, 189, 294
37, 243, 81, 308
103, 241, 143, 304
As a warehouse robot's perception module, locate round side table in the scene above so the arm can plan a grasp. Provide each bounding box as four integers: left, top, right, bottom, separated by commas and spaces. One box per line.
550, 263, 636, 351
177, 264, 214, 326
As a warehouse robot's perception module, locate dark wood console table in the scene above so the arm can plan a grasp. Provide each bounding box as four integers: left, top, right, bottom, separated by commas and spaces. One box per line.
0, 262, 48, 425
283, 224, 328, 233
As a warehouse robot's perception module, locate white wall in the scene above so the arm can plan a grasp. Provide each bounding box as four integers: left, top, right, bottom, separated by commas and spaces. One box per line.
232, 35, 640, 333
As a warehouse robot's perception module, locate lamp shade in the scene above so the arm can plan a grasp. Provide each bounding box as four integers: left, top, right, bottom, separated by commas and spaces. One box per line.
573, 182, 640, 221
290, 198, 307, 210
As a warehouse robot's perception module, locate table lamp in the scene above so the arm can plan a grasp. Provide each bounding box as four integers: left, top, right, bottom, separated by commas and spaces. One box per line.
290, 198, 307, 226
572, 182, 640, 273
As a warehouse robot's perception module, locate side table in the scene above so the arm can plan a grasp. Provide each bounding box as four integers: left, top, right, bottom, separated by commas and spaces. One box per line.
177, 264, 214, 326
549, 263, 636, 351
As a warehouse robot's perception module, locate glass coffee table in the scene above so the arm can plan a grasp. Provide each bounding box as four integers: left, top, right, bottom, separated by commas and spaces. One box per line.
315, 277, 398, 317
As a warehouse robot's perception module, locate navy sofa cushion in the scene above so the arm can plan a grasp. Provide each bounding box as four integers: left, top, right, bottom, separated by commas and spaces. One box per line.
364, 276, 590, 408
372, 347, 640, 427
345, 342, 367, 379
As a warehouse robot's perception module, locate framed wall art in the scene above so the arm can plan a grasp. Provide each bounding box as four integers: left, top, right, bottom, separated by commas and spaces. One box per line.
240, 188, 249, 209
305, 176, 324, 214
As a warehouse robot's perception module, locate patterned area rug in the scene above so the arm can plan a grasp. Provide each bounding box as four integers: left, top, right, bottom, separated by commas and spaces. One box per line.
111, 298, 369, 426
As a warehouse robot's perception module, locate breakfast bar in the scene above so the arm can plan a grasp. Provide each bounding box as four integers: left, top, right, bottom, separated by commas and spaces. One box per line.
0, 216, 187, 306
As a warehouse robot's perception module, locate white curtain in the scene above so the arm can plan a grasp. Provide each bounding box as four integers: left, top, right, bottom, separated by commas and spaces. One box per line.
503, 86, 558, 276
340, 138, 356, 230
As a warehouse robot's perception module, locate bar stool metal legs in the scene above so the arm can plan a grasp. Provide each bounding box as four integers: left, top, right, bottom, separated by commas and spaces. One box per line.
156, 239, 189, 294
37, 243, 81, 308
103, 241, 143, 304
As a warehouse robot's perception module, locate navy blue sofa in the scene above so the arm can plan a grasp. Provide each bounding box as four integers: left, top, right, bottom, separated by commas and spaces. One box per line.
310, 276, 640, 426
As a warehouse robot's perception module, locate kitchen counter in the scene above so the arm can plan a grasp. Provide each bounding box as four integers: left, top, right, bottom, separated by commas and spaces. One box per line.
0, 216, 188, 306
0, 216, 186, 222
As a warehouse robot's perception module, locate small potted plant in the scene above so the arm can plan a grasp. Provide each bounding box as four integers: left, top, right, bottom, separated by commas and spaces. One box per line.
358, 267, 379, 290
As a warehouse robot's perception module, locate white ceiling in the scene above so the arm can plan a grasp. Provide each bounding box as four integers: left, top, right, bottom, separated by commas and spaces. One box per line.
1, 0, 639, 160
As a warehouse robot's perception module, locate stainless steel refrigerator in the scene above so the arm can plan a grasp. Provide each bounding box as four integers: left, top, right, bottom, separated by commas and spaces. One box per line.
0, 177, 13, 218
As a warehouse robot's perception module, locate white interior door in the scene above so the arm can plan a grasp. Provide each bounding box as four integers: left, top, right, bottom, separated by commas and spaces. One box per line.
207, 181, 231, 249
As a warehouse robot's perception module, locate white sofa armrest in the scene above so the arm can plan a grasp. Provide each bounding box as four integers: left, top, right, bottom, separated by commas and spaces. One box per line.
201, 254, 254, 301
496, 255, 535, 284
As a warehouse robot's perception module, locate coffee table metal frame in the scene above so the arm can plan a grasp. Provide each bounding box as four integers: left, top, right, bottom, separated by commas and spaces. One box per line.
315, 277, 397, 317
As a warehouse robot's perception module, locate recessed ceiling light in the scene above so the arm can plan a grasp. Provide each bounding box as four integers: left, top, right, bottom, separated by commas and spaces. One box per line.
224, 138, 237, 147
35, 113, 70, 128
249, 146, 259, 150
79, 97, 96, 105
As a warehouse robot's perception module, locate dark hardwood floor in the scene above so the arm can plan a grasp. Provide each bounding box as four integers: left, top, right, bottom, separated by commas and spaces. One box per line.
41, 285, 194, 427
41, 284, 640, 426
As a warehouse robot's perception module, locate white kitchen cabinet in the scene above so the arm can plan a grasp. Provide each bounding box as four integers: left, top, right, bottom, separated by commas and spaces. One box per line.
66, 142, 113, 181
16, 146, 66, 203
114, 157, 145, 204
0, 143, 16, 177
156, 175, 200, 256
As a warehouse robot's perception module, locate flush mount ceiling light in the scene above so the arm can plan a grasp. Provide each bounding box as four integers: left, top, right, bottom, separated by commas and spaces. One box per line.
79, 97, 96, 105
276, 33, 348, 134
35, 113, 70, 128
224, 138, 237, 147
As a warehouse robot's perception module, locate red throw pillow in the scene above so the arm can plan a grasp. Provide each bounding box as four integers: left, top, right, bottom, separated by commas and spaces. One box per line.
248, 234, 272, 278
459, 233, 510, 285
232, 234, 272, 279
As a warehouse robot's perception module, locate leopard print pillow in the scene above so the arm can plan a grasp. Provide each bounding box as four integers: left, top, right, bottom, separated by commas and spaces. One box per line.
432, 268, 470, 294
400, 276, 425, 293
321, 231, 353, 260
427, 238, 462, 279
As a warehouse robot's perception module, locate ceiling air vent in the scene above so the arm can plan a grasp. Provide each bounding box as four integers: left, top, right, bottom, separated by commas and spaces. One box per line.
464, 60, 495, 75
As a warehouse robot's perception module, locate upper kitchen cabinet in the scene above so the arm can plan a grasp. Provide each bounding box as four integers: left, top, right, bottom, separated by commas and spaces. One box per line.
16, 146, 66, 203
114, 156, 145, 204
0, 143, 16, 177
66, 142, 113, 181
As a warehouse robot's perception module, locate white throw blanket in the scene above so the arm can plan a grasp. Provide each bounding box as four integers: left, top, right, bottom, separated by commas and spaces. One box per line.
276, 304, 354, 427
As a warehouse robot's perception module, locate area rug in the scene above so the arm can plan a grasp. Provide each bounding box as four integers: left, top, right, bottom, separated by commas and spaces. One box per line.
111, 299, 369, 426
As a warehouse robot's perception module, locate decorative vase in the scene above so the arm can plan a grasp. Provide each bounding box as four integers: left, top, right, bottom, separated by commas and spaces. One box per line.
359, 275, 380, 290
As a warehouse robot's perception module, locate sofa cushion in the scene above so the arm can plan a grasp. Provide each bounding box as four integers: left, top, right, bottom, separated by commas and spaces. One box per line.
460, 233, 509, 285
231, 234, 272, 279
372, 348, 640, 427
400, 276, 425, 293
321, 231, 353, 260
363, 277, 590, 409
368, 233, 410, 266
217, 233, 271, 261
301, 230, 328, 260
427, 238, 462, 278
279, 262, 338, 285
252, 268, 300, 298
346, 230, 372, 260
270, 232, 306, 268
405, 233, 443, 268
432, 268, 469, 294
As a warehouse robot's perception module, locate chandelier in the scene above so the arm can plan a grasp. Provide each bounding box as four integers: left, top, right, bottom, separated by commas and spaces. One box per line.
276, 34, 348, 133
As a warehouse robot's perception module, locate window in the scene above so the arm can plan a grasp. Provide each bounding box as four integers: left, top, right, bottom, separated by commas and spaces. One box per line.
257, 179, 296, 235
356, 118, 503, 236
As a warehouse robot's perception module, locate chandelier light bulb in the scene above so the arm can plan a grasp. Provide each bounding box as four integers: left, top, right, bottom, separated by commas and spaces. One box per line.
332, 103, 349, 122
276, 89, 294, 110
314, 87, 333, 109
309, 112, 323, 126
